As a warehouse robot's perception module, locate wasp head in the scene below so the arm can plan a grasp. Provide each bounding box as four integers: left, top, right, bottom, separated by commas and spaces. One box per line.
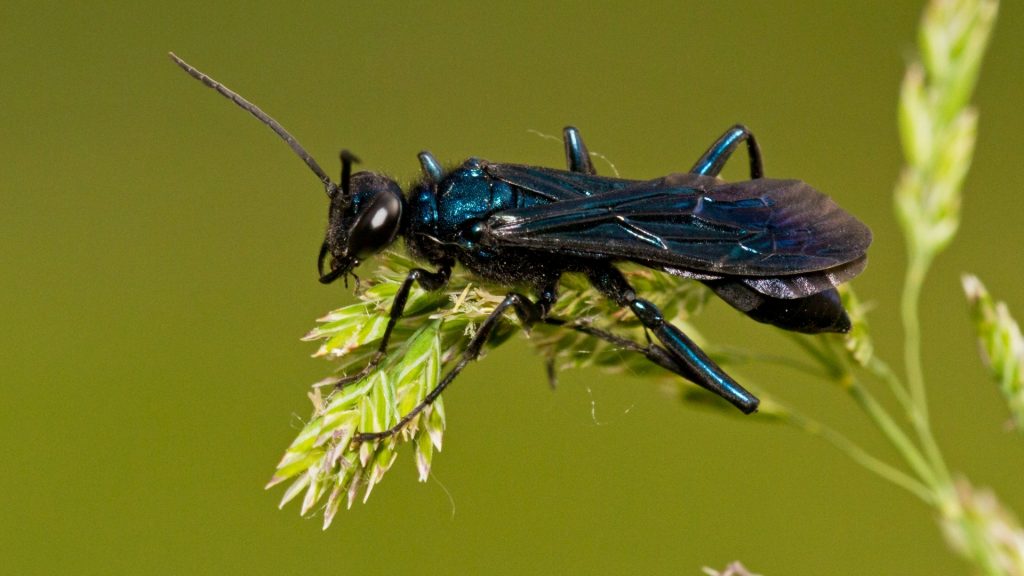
166, 54, 407, 287
318, 170, 405, 285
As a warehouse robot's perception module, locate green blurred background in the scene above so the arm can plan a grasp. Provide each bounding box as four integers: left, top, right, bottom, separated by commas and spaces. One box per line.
3, 1, 1022, 574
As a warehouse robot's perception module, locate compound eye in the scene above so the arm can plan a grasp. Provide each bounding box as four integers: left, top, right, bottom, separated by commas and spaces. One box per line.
348, 190, 402, 259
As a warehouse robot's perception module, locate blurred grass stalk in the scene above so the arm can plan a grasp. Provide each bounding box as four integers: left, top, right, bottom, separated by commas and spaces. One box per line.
962, 274, 1024, 431
809, 0, 1024, 573
892, 1, 1024, 574
697, 0, 1021, 572
789, 0, 1023, 574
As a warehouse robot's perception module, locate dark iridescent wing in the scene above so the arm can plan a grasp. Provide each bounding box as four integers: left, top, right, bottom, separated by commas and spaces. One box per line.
483, 171, 872, 279
665, 255, 867, 299
485, 163, 638, 201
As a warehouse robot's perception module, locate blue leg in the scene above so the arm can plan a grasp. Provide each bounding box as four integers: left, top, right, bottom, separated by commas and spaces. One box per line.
690, 124, 764, 179
563, 126, 596, 175
418, 151, 443, 183
587, 265, 759, 414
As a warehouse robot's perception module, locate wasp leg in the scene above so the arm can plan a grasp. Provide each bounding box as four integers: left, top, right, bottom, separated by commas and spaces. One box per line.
543, 317, 703, 382
418, 151, 444, 183
339, 149, 360, 193
333, 263, 452, 390
563, 126, 596, 175
586, 265, 759, 413
534, 278, 564, 388
689, 124, 764, 179
355, 292, 544, 441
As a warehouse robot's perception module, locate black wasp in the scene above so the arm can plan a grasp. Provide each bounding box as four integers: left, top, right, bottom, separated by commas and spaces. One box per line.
171, 54, 871, 440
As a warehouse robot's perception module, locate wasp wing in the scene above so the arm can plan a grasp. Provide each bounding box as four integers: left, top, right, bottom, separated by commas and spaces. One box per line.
485, 163, 637, 202
483, 171, 871, 279
664, 255, 867, 299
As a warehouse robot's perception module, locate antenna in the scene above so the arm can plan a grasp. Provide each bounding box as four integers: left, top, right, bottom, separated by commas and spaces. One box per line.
169, 52, 338, 198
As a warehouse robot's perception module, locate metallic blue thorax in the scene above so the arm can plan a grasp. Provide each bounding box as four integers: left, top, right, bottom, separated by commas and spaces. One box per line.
406, 158, 546, 266
435, 159, 514, 235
